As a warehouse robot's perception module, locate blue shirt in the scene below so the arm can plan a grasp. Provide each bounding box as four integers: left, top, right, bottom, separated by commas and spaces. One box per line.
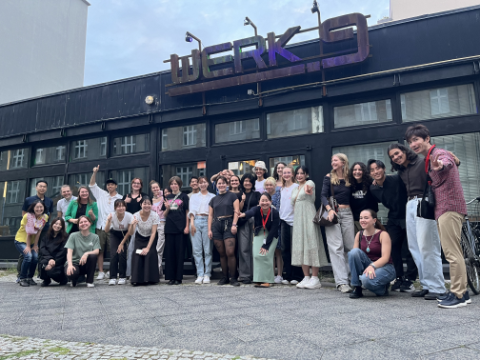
22, 195, 54, 228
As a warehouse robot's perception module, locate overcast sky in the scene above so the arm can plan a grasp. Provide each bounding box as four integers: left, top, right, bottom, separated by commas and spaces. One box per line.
84, 0, 390, 86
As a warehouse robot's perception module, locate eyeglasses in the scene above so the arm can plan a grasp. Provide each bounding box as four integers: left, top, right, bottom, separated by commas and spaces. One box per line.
132, 182, 141, 185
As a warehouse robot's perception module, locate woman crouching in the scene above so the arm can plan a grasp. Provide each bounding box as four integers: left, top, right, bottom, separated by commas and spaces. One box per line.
65, 215, 100, 288
239, 193, 280, 288
348, 209, 396, 298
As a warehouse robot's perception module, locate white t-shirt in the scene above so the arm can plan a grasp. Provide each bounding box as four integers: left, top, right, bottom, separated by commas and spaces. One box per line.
132, 211, 161, 237
57, 196, 77, 218
255, 179, 266, 194
279, 183, 299, 226
189, 192, 215, 217
110, 211, 133, 232
89, 183, 123, 230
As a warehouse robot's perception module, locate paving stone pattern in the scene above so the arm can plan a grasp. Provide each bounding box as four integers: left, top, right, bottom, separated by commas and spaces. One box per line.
1, 278, 480, 360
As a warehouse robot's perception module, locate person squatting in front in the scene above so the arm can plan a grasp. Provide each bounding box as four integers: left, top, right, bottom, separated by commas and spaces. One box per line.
39, 217, 68, 287
348, 209, 396, 298
65, 215, 100, 288
238, 193, 280, 288
208, 176, 240, 286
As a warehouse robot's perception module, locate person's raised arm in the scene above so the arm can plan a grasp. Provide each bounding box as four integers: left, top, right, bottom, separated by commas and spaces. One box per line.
104, 213, 113, 233
89, 165, 99, 186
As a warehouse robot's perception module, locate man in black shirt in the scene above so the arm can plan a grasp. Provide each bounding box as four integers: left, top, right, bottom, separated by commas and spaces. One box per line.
368, 160, 418, 292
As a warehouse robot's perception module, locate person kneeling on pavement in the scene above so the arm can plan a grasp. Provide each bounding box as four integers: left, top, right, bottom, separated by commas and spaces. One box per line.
65, 216, 100, 288
39, 218, 68, 286
348, 209, 396, 298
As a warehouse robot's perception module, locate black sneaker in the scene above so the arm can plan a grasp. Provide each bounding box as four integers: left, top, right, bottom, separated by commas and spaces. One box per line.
411, 289, 428, 297
77, 275, 86, 284
438, 294, 466, 309
71, 280, 77, 287
400, 279, 415, 293
27, 279, 37, 286
437, 292, 453, 302
19, 279, 30, 287
242, 279, 252, 284
230, 279, 241, 287
390, 278, 403, 292
167, 280, 175, 285
425, 292, 445, 300
41, 280, 51, 287
217, 277, 230, 285
349, 286, 363, 299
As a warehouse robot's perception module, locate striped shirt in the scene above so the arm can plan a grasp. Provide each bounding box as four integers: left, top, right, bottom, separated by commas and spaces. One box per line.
428, 147, 467, 220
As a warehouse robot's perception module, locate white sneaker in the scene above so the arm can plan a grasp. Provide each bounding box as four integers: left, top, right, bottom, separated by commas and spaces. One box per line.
281, 279, 290, 285
87, 283, 95, 288
203, 276, 211, 284
296, 276, 311, 289
96, 272, 105, 280
108, 279, 116, 286
117, 278, 126, 285
338, 284, 353, 293
195, 276, 204, 284
105, 271, 110, 278
274, 276, 283, 284
305, 277, 322, 290
290, 280, 299, 285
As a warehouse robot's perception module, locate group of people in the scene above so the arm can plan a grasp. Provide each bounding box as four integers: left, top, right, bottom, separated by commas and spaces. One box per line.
13, 124, 470, 309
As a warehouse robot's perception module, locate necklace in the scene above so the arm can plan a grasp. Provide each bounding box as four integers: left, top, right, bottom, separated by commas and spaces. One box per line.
364, 231, 376, 253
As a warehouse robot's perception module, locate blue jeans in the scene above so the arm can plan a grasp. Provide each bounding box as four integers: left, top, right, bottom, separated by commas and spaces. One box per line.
191, 217, 212, 277
348, 248, 396, 296
14, 241, 38, 280
406, 198, 446, 293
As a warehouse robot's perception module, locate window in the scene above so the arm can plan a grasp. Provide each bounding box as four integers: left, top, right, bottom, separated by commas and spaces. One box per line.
109, 168, 149, 196
161, 162, 206, 189
69, 172, 105, 200
215, 118, 260, 144
161, 124, 206, 151
112, 134, 149, 156
70, 137, 107, 162
401, 84, 476, 122
0, 180, 26, 236
0, 148, 29, 171
268, 155, 306, 175
332, 141, 398, 223
228, 160, 258, 177
30, 176, 64, 203
12, 149, 25, 168
334, 100, 392, 128
267, 106, 323, 139
33, 145, 66, 166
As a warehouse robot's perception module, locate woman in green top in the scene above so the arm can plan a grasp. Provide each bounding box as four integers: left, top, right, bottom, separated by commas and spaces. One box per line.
65, 216, 101, 288
65, 186, 98, 234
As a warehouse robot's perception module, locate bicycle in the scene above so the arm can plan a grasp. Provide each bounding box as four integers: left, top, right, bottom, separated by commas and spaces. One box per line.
460, 197, 480, 294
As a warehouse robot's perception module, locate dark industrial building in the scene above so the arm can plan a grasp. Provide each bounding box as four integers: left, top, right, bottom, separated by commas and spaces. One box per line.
1, 6, 480, 260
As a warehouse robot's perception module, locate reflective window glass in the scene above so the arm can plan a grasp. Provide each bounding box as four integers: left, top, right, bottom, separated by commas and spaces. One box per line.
69, 137, 107, 162
215, 119, 260, 143
334, 100, 392, 128
267, 106, 323, 139
161, 124, 206, 151
33, 145, 66, 165
268, 155, 306, 175
228, 160, 258, 177
112, 134, 150, 156
109, 167, 149, 196
162, 162, 206, 190
0, 180, 26, 236
0, 148, 29, 171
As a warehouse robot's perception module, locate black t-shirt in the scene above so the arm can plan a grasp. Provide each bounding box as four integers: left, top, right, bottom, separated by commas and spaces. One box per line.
209, 192, 238, 218
71, 203, 87, 233
122, 192, 148, 215
162, 192, 189, 234
242, 191, 261, 211
350, 181, 379, 221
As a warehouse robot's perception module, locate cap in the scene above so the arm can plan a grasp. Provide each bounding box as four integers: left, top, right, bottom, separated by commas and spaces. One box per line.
254, 161, 267, 172
105, 178, 117, 185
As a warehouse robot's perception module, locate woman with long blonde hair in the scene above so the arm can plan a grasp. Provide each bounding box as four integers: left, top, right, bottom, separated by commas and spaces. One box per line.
321, 153, 355, 293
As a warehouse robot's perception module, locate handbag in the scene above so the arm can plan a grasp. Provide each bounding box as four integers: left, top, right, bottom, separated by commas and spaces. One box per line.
417, 145, 436, 220
313, 181, 339, 226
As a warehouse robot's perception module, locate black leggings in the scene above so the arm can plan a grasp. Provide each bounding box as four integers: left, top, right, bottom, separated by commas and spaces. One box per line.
165, 233, 185, 281
214, 238, 236, 279
41, 265, 67, 284
65, 254, 98, 284
110, 230, 127, 279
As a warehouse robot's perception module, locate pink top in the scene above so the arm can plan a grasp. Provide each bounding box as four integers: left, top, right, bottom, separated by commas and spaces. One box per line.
428, 147, 467, 220
151, 197, 166, 221
26, 213, 47, 235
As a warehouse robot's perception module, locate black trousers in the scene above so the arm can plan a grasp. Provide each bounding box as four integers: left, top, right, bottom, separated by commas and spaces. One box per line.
165, 232, 184, 281
387, 222, 418, 281
109, 230, 127, 279
65, 254, 98, 284
41, 265, 67, 284
280, 220, 303, 282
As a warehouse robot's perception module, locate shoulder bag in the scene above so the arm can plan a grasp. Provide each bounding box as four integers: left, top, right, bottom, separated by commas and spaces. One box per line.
313, 181, 338, 226
417, 145, 436, 220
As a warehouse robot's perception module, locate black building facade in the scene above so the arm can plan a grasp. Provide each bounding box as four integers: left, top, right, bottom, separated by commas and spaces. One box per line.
1, 7, 480, 259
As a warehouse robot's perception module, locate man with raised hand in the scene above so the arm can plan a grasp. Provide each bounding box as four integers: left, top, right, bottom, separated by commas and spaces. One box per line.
405, 124, 469, 309
89, 165, 123, 281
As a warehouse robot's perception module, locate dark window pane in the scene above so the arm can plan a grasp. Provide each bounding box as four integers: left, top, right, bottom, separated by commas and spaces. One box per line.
215, 119, 260, 143
334, 100, 392, 128
112, 134, 150, 156
0, 180, 26, 236
161, 124, 206, 151
162, 162, 206, 190
0, 148, 29, 171
69, 137, 107, 162
267, 107, 323, 139
33, 145, 66, 165
108, 167, 149, 196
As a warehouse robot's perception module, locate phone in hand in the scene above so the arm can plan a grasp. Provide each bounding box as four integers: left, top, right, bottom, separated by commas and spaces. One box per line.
135, 249, 143, 255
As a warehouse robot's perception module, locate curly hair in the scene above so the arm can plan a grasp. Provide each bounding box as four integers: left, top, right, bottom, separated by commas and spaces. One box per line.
387, 143, 418, 172
349, 162, 371, 192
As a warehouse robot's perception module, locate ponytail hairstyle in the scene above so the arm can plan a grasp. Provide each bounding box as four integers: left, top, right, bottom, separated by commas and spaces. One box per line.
362, 209, 386, 231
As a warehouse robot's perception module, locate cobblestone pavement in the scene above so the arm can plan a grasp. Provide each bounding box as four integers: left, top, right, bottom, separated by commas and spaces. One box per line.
0, 334, 273, 359
1, 274, 480, 360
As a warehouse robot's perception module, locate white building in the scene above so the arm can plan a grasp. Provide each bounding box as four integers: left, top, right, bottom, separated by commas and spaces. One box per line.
389, 0, 480, 21
0, 0, 89, 105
